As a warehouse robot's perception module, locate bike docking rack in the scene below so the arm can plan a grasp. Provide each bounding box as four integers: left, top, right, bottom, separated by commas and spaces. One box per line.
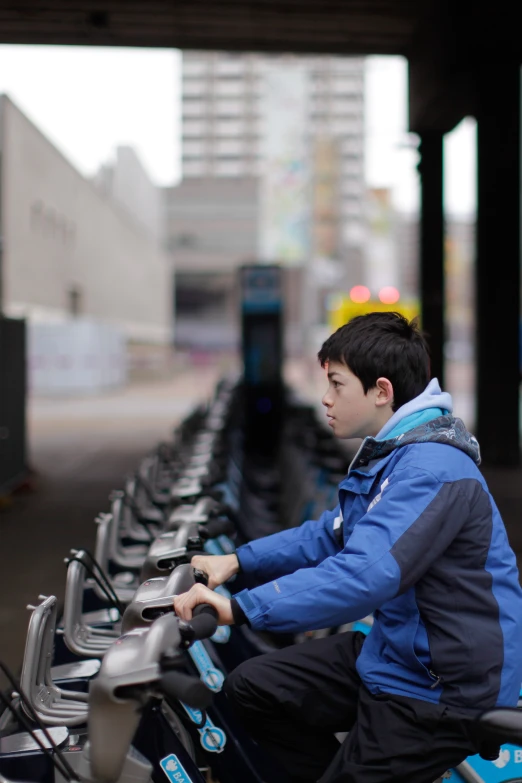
1, 612, 216, 783
19, 597, 89, 727
62, 554, 121, 660
92, 510, 146, 604
5, 373, 522, 783
84, 611, 215, 783
117, 564, 282, 783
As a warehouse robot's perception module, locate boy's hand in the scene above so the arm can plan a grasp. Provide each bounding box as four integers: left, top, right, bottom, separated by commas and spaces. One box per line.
190, 553, 240, 589
173, 583, 234, 625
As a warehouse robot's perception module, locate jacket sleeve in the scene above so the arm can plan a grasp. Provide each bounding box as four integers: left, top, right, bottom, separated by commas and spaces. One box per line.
235, 504, 343, 582
233, 468, 470, 633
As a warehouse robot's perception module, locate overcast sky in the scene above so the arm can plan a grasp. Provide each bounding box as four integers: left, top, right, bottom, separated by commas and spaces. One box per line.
0, 45, 475, 215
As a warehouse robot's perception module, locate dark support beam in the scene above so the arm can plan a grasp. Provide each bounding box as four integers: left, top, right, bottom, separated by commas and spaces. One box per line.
418, 131, 445, 387
476, 63, 520, 466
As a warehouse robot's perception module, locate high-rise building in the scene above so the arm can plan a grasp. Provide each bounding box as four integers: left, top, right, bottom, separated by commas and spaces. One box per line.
181, 51, 365, 233
165, 51, 366, 352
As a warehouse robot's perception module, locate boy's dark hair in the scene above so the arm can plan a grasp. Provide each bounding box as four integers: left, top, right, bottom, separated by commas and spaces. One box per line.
317, 311, 430, 411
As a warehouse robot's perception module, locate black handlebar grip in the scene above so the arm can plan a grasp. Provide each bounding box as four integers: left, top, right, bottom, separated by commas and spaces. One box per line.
222, 504, 240, 527
198, 516, 235, 540
159, 670, 213, 709
193, 568, 209, 586
190, 604, 218, 640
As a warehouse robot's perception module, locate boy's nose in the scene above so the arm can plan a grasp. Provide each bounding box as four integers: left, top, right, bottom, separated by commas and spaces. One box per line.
322, 392, 333, 408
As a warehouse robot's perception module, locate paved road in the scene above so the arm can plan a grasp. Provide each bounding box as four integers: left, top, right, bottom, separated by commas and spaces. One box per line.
0, 365, 224, 671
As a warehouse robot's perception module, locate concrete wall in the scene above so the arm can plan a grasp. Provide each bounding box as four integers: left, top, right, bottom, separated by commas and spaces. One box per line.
0, 95, 172, 344
163, 177, 259, 272
95, 145, 163, 244
164, 178, 304, 353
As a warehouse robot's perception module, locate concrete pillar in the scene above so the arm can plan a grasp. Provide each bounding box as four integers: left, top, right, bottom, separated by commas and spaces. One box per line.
476, 63, 520, 465
418, 131, 445, 388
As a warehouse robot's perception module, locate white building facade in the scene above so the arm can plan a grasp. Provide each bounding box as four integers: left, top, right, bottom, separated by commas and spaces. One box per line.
95, 145, 163, 245
0, 95, 172, 346
166, 52, 365, 351
181, 51, 365, 242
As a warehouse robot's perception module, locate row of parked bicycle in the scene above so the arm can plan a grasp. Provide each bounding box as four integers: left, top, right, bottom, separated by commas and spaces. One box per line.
0, 378, 354, 783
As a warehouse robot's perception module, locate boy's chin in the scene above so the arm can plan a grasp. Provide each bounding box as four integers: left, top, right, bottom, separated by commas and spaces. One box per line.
337, 428, 365, 441
330, 421, 366, 440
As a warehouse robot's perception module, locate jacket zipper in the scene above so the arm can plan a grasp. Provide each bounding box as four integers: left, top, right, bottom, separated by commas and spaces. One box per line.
429, 670, 443, 689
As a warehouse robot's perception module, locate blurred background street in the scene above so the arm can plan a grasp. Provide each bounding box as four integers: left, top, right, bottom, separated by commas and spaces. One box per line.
0, 363, 224, 669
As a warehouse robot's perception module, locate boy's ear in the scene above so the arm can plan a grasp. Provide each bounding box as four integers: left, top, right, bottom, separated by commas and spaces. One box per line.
374, 377, 394, 408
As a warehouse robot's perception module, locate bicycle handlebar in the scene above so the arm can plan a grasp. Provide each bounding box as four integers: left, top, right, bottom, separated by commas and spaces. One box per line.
159, 670, 213, 709
198, 516, 235, 540
189, 604, 218, 640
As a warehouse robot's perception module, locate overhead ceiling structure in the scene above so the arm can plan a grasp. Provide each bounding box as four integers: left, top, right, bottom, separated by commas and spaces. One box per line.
1, 1, 520, 132
0, 1, 417, 53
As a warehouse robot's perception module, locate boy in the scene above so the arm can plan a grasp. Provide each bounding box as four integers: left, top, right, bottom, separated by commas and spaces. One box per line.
174, 312, 522, 783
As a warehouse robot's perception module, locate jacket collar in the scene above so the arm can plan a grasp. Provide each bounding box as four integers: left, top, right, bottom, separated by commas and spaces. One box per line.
345, 414, 481, 478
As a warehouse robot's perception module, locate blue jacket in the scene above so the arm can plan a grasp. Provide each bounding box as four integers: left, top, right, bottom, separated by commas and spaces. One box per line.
234, 413, 522, 711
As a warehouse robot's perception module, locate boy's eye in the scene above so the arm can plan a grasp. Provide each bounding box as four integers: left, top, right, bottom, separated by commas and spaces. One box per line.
332, 381, 341, 389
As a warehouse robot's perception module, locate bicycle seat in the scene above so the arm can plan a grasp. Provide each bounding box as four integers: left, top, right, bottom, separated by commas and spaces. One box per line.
19, 597, 88, 726
478, 707, 522, 746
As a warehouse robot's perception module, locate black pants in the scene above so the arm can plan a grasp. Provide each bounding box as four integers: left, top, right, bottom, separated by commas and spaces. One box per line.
224, 632, 479, 783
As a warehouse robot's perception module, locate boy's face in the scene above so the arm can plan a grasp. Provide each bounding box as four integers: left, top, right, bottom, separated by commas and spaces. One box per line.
321, 360, 394, 440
